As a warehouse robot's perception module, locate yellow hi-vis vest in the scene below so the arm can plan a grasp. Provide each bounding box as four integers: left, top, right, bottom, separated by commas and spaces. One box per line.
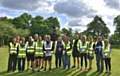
103, 44, 111, 58
63, 41, 72, 56
35, 41, 44, 57
26, 41, 35, 53
80, 41, 88, 53
54, 41, 64, 54
88, 41, 94, 56
18, 43, 27, 58
9, 42, 18, 54
72, 39, 81, 52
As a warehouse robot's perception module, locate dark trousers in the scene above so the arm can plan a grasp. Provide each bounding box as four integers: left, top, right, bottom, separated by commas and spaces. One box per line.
18, 58, 25, 71
81, 53, 87, 68
104, 58, 111, 71
7, 54, 17, 71
55, 53, 62, 68
96, 54, 104, 71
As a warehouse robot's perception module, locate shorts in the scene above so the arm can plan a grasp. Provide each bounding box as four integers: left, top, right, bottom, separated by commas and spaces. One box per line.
44, 56, 52, 61
35, 56, 43, 59
26, 54, 35, 61
72, 52, 80, 57
88, 55, 94, 60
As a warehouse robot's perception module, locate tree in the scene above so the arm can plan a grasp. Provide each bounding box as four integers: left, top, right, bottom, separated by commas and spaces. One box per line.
84, 15, 110, 40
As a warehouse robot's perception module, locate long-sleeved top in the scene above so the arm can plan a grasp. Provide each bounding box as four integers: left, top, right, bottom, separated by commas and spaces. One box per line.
56, 41, 64, 54
95, 41, 103, 55
43, 41, 54, 51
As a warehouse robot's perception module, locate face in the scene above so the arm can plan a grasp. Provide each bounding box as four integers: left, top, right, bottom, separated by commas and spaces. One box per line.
64, 36, 68, 42
58, 37, 62, 42
104, 40, 108, 45
21, 37, 25, 43
34, 34, 38, 40
75, 35, 79, 40
44, 35, 47, 41
38, 37, 42, 42
47, 36, 51, 42
98, 37, 102, 42
81, 36, 86, 42
89, 36, 93, 42
13, 38, 16, 44
29, 37, 33, 42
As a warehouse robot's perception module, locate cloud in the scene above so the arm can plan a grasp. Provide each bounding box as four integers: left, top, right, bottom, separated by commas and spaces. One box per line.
54, 0, 96, 18
104, 0, 120, 9
0, 0, 56, 13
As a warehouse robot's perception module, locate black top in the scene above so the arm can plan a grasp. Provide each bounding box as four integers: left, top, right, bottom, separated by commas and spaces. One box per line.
73, 40, 79, 52
43, 41, 54, 51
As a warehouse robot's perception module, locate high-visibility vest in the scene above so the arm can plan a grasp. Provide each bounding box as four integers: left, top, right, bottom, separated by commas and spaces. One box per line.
26, 41, 35, 53
54, 41, 64, 54
18, 43, 27, 58
44, 41, 53, 56
63, 41, 72, 56
103, 44, 111, 58
80, 41, 88, 53
72, 39, 81, 52
35, 41, 44, 57
88, 41, 94, 56
9, 42, 18, 54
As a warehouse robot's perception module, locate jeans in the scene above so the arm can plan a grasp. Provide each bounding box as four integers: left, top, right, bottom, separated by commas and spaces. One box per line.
104, 58, 111, 71
63, 53, 70, 69
55, 53, 62, 68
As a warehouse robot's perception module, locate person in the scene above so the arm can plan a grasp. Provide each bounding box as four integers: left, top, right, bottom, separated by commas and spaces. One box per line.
17, 37, 26, 72
16, 36, 20, 43
26, 36, 36, 73
87, 35, 95, 71
35, 36, 44, 72
7, 38, 18, 72
102, 39, 112, 75
43, 35, 54, 72
54, 37, 64, 68
95, 36, 104, 72
63, 36, 72, 70
79, 35, 88, 72
72, 35, 80, 69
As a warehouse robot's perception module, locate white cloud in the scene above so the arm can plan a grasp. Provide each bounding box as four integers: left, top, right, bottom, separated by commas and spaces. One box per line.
0, 12, 13, 18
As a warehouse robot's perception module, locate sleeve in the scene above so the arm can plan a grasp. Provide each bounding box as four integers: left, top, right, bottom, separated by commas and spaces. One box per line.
107, 45, 112, 57
43, 44, 46, 51
16, 44, 19, 55
49, 42, 54, 51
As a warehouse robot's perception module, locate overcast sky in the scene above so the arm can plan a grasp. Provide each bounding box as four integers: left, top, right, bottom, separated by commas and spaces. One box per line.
0, 0, 120, 35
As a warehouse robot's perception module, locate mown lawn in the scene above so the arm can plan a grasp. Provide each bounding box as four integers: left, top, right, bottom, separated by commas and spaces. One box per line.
0, 46, 119, 76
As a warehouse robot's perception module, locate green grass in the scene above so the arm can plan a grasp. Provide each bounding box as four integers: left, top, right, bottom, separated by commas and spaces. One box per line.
0, 46, 120, 76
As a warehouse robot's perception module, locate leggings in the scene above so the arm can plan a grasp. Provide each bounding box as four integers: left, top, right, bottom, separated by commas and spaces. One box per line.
104, 58, 111, 71
81, 53, 87, 68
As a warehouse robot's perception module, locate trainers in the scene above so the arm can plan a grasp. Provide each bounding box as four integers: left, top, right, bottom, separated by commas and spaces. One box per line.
77, 66, 80, 69
80, 68, 82, 71
49, 68, 52, 73
26, 68, 29, 72
108, 72, 111, 75
32, 69, 35, 73
84, 69, 88, 72
72, 65, 76, 68
38, 69, 40, 72
43, 68, 46, 72
88, 68, 92, 71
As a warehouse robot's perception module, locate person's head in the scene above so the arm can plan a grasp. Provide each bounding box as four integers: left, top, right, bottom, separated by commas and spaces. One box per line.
104, 39, 109, 46
89, 35, 93, 42
12, 38, 16, 44
44, 35, 47, 41
98, 36, 102, 42
38, 36, 42, 42
29, 36, 33, 42
75, 35, 79, 40
34, 34, 38, 40
47, 35, 51, 42
16, 36, 20, 43
81, 35, 86, 42
58, 37, 62, 42
21, 37, 25, 43
63, 35, 68, 43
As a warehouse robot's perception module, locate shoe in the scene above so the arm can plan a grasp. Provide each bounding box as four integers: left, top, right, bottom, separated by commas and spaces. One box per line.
72, 65, 76, 68
43, 68, 46, 72
80, 68, 82, 71
38, 69, 40, 72
108, 72, 111, 75
105, 71, 108, 74
84, 69, 88, 72
77, 66, 80, 69
88, 68, 92, 71
49, 68, 52, 73
26, 68, 29, 72
41, 66, 44, 69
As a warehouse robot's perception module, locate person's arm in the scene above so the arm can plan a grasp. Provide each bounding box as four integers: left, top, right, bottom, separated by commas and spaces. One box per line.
8, 43, 10, 54
43, 44, 46, 51
49, 42, 54, 51
107, 45, 112, 57
66, 42, 72, 51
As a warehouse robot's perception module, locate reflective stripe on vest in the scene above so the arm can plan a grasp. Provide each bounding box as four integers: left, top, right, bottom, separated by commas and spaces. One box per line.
95, 41, 104, 50
10, 42, 17, 54
63, 42, 72, 55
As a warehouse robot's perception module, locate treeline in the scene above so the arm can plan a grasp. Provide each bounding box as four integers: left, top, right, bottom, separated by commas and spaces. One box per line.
0, 13, 120, 46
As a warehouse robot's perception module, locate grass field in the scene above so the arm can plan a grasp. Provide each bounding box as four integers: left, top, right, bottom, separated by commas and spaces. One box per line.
0, 46, 120, 76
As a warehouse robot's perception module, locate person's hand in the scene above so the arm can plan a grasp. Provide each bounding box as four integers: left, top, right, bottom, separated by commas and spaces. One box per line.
46, 50, 49, 53
65, 50, 67, 53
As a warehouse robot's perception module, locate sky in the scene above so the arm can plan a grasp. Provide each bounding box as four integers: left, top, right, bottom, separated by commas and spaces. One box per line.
0, 0, 120, 35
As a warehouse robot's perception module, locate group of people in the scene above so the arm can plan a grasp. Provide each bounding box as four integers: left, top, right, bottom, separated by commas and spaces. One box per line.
7, 34, 112, 75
